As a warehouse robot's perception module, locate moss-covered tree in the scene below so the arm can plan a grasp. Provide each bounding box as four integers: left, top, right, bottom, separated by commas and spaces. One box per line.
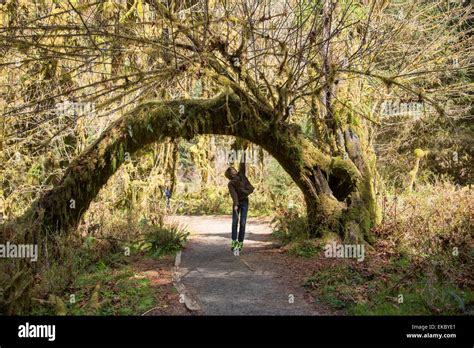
6, 90, 376, 243
2, 0, 469, 244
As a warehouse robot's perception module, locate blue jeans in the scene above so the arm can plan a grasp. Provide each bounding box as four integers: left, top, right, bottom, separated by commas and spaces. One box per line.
232, 198, 248, 243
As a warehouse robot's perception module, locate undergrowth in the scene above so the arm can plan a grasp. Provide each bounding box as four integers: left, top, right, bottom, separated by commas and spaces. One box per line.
274, 181, 473, 315
0, 215, 188, 315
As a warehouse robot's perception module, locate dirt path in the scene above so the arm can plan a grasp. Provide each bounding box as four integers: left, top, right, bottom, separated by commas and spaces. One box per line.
165, 215, 322, 315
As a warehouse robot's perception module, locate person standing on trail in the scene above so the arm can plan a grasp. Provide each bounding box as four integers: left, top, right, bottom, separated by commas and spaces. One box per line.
224, 151, 254, 254
164, 187, 172, 209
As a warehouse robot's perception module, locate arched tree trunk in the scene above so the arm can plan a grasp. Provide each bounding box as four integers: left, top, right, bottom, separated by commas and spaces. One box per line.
2, 92, 378, 244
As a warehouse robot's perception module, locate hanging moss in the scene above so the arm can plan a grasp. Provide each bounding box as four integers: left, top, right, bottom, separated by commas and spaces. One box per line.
111, 156, 117, 172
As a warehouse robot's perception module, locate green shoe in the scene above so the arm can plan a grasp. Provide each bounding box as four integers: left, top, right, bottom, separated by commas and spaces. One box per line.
231, 240, 238, 251
238, 241, 243, 251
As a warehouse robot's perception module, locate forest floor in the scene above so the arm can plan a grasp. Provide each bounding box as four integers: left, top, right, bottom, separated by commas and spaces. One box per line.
155, 214, 472, 316
162, 215, 337, 315
28, 214, 471, 316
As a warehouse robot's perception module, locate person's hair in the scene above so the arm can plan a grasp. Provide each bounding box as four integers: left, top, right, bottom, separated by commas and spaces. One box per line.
224, 167, 237, 179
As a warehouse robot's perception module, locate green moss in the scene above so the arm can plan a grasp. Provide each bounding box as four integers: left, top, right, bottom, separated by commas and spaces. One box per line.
300, 139, 331, 171
319, 193, 345, 224
111, 156, 117, 172
329, 156, 361, 181
319, 231, 342, 245
118, 143, 125, 162
340, 171, 378, 243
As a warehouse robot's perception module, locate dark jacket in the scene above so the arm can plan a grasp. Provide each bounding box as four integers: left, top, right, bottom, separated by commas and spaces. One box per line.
228, 161, 252, 206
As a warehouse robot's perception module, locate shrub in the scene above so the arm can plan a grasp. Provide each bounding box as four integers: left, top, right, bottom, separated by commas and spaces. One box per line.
139, 222, 189, 258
